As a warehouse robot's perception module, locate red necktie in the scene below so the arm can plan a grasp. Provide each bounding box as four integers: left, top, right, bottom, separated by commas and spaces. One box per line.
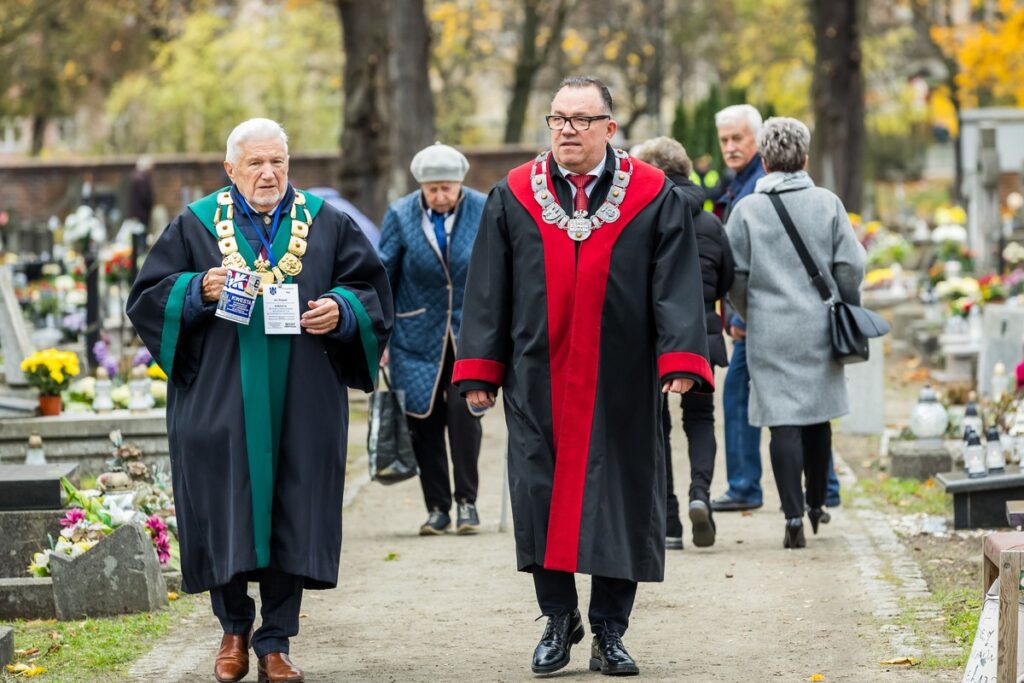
567, 174, 595, 213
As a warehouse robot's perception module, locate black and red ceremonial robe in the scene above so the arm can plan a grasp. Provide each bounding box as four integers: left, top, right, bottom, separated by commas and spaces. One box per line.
453, 148, 713, 582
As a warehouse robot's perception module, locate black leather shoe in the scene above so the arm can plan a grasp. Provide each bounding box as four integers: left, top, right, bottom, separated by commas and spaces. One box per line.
807, 507, 829, 535
588, 630, 639, 676
710, 493, 763, 512
419, 508, 450, 536
531, 609, 584, 675
688, 499, 716, 548
456, 501, 480, 535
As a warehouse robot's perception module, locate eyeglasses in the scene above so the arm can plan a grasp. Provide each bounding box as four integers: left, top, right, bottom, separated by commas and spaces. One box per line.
545, 115, 611, 131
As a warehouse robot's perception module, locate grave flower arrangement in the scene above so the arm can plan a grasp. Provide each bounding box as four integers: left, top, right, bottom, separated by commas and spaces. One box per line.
20, 349, 80, 396
104, 247, 133, 284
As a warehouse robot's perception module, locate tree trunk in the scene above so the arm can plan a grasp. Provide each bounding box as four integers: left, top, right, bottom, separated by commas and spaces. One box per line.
643, 0, 666, 134
808, 0, 865, 213
337, 0, 393, 222
390, 0, 435, 195
30, 115, 47, 156
503, 0, 574, 144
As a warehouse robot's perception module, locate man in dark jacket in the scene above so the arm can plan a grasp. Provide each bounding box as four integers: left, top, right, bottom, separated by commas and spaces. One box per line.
633, 137, 734, 550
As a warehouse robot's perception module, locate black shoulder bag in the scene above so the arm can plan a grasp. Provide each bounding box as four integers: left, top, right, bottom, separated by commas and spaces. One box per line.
767, 193, 889, 365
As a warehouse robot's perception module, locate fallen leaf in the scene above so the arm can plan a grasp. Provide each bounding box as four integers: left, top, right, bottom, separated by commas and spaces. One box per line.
725, 573, 734, 579
300, 613, 309, 619
167, 591, 179, 601
810, 675, 826, 682
879, 657, 919, 666
46, 632, 61, 641
740, 510, 753, 517
384, 552, 399, 561
13, 648, 39, 657
45, 643, 61, 656
6, 663, 47, 677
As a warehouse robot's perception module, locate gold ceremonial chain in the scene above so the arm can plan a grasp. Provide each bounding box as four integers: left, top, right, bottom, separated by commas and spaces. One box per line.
214, 190, 310, 293
530, 148, 633, 241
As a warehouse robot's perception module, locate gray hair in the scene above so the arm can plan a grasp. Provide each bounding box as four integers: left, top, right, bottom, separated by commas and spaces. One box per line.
758, 117, 811, 173
225, 118, 289, 165
714, 104, 762, 137
553, 76, 614, 114
631, 136, 692, 176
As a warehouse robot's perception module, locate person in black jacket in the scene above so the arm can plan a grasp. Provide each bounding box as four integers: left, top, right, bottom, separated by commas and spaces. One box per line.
633, 137, 735, 550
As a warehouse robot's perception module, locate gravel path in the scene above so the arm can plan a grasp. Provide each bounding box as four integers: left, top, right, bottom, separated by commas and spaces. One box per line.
129, 389, 959, 682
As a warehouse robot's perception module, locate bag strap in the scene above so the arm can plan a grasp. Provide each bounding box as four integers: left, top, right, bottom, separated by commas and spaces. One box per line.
377, 365, 394, 391
767, 193, 834, 305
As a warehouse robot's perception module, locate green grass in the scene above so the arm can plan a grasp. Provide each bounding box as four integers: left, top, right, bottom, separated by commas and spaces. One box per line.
854, 476, 952, 516
885, 588, 981, 670
1, 593, 198, 682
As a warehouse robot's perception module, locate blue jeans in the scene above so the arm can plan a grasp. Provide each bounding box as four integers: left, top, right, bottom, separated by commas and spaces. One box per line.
722, 340, 763, 503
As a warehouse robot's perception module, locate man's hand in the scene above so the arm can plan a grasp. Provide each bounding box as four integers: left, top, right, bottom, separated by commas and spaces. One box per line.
201, 267, 229, 302
301, 298, 340, 334
467, 390, 496, 410
662, 378, 695, 394
729, 325, 747, 340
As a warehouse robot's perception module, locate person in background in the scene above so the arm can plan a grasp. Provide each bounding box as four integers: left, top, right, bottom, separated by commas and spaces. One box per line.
378, 143, 487, 536
725, 117, 864, 548
712, 104, 842, 514
307, 187, 381, 252
632, 136, 734, 550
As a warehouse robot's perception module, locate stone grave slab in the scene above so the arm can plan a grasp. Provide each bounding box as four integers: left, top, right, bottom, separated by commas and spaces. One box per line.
1007, 500, 1024, 527
0, 578, 55, 620
0, 269, 33, 386
0, 463, 77, 511
841, 337, 885, 435
50, 523, 167, 620
938, 466, 1024, 529
889, 440, 953, 480
0, 509, 65, 578
0, 625, 12, 669
977, 304, 1024, 398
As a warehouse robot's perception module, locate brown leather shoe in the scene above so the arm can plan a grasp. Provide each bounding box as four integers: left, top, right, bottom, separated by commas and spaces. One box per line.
257, 652, 305, 683
214, 629, 251, 682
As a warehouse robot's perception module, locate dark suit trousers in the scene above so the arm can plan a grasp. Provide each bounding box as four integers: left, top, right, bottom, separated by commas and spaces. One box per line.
769, 422, 832, 519
407, 339, 482, 513
210, 568, 304, 657
532, 566, 638, 635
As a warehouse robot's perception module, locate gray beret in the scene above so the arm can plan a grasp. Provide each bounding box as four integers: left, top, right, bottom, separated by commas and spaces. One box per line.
410, 142, 469, 183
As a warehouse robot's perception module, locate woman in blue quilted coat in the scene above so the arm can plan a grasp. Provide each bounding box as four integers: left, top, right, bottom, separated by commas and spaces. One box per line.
379, 143, 487, 536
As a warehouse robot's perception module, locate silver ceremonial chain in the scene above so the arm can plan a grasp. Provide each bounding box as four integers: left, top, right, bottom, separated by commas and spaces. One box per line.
530, 148, 632, 241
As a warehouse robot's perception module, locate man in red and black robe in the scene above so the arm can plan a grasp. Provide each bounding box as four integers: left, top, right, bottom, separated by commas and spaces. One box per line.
454, 77, 712, 676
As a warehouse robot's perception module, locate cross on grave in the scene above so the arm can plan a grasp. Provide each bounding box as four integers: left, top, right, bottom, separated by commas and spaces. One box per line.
0, 269, 33, 386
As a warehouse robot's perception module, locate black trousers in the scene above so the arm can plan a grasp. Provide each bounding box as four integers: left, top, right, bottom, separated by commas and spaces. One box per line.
209, 568, 305, 658
532, 566, 638, 635
661, 391, 716, 521
407, 339, 482, 513
769, 422, 832, 519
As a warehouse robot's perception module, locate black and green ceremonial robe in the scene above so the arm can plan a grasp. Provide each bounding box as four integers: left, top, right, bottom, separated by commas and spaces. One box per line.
127, 188, 392, 594
454, 150, 713, 583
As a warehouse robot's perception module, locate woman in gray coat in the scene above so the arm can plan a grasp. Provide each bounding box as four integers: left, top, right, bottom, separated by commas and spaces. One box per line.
725, 117, 865, 549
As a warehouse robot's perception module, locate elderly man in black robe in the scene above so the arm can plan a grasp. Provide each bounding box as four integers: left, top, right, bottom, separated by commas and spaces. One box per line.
454, 77, 712, 676
127, 118, 392, 683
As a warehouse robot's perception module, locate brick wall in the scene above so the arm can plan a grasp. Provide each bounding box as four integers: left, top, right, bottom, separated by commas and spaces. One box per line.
0, 146, 541, 249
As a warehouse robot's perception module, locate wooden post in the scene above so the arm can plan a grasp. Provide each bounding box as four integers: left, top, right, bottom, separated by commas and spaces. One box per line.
998, 550, 1021, 681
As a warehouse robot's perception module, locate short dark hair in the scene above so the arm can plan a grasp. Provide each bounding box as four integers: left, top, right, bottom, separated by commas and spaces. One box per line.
554, 76, 614, 114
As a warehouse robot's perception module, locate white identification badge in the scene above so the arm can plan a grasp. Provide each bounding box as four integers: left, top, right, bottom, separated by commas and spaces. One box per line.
263, 283, 301, 335
214, 268, 259, 325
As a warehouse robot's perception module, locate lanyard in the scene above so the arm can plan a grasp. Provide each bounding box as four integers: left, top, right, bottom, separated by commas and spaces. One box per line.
234, 187, 285, 266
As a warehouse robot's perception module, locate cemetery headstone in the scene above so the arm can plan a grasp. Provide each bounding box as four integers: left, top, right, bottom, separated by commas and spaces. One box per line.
0, 464, 77, 511
841, 337, 885, 435
978, 304, 1024, 399
889, 440, 953, 480
50, 523, 167, 619
0, 269, 32, 386
0, 625, 12, 669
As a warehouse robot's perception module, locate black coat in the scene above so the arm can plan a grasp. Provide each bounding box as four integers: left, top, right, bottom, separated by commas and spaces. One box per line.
668, 174, 735, 368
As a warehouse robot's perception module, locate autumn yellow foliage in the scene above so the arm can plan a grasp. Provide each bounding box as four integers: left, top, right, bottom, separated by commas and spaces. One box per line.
932, 0, 1024, 108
